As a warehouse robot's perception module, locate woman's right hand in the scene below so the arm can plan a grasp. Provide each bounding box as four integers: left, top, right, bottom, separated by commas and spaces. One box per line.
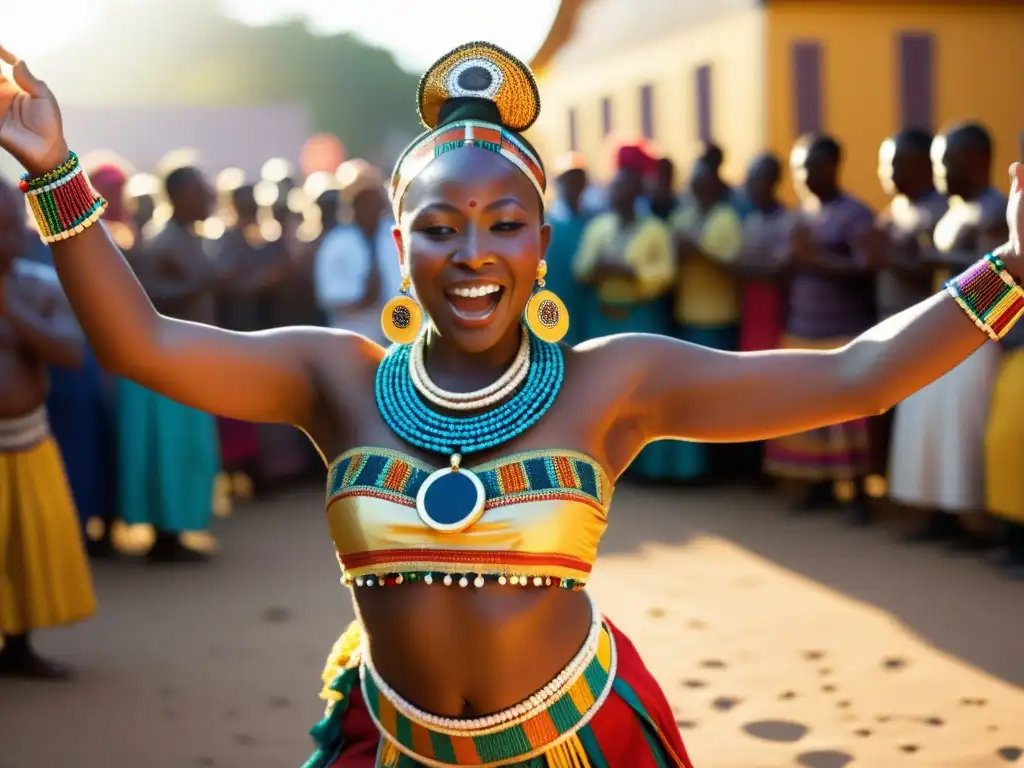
0, 46, 69, 176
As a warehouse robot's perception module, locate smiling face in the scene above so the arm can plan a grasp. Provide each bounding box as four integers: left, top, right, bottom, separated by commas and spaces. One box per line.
394, 146, 550, 354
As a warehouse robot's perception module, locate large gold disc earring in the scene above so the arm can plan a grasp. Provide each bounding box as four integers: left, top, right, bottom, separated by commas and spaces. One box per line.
381, 276, 423, 345
524, 260, 568, 344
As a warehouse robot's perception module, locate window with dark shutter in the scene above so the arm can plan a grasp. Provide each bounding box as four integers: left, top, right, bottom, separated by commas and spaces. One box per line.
899, 33, 934, 130
792, 41, 822, 135
640, 84, 655, 140
600, 96, 613, 137
696, 65, 712, 143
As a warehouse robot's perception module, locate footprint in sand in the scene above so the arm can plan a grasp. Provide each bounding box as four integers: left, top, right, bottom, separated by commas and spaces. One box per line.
795, 750, 854, 768
742, 720, 809, 743
712, 696, 742, 712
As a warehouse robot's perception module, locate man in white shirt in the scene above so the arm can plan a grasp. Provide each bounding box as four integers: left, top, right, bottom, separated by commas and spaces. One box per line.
314, 160, 403, 344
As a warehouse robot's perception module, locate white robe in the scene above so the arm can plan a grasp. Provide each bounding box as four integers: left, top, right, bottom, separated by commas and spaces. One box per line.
314, 220, 403, 345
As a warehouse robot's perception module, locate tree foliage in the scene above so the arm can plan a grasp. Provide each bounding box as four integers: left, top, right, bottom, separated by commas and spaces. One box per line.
38, 0, 420, 160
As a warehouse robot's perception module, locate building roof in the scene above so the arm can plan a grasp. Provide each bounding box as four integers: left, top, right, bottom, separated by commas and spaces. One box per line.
530, 0, 1021, 74
530, 0, 588, 74
531, 0, 758, 73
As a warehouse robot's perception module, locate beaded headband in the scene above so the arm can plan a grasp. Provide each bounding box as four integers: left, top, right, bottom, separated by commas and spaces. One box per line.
390, 41, 546, 214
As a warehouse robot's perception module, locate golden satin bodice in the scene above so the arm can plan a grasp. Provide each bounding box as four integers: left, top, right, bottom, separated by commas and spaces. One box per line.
325, 447, 613, 588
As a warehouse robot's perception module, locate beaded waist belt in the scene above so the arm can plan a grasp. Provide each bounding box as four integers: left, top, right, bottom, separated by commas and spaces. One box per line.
360, 599, 616, 767
0, 407, 50, 453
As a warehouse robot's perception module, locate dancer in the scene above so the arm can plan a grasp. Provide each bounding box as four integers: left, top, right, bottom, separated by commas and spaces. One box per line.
1, 41, 1021, 767
0, 177, 95, 678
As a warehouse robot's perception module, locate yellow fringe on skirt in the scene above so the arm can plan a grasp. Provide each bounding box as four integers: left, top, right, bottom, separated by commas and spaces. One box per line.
0, 437, 97, 635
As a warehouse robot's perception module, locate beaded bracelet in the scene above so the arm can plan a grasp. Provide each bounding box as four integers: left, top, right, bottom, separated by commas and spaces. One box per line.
19, 152, 108, 244
945, 252, 1024, 341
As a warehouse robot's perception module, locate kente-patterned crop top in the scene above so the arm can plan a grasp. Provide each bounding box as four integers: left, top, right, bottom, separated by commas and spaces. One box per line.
326, 447, 612, 590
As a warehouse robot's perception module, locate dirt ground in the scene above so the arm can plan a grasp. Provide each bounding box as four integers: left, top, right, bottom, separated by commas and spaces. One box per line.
1, 482, 1022, 768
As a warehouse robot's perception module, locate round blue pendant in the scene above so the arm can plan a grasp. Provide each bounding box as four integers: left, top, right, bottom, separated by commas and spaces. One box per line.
416, 464, 486, 533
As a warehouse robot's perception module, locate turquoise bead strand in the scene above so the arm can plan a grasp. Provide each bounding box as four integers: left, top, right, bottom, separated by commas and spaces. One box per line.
374, 331, 564, 455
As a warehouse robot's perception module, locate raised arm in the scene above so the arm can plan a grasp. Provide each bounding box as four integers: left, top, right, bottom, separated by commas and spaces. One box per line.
0, 48, 340, 428
608, 165, 1023, 446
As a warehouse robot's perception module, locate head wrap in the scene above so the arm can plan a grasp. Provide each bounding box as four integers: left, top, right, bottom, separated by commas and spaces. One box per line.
90, 163, 130, 224
614, 142, 658, 177
390, 41, 546, 216
336, 159, 384, 206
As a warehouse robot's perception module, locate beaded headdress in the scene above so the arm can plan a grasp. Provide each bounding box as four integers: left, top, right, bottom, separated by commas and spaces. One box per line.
389, 41, 547, 214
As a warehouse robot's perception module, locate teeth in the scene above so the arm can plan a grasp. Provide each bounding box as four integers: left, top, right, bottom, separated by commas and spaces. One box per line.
450, 284, 501, 298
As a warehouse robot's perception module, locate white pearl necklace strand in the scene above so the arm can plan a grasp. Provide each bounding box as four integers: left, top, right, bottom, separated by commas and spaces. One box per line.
361, 593, 606, 735
409, 329, 531, 411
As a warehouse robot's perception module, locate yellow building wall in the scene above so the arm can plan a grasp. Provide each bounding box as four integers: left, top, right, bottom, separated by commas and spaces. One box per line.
767, 2, 1024, 211
533, 9, 767, 184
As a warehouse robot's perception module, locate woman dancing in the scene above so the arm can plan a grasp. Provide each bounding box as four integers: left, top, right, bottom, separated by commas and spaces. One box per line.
1, 41, 1020, 767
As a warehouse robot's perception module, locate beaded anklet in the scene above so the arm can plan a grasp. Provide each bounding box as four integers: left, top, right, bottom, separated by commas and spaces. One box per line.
20, 152, 107, 243
946, 252, 1024, 341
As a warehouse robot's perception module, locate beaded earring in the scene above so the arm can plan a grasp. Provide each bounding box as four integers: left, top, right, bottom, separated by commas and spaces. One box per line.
381, 275, 424, 345
523, 260, 568, 344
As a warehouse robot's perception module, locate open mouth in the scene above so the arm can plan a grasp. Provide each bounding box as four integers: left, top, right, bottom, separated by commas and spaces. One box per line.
444, 282, 505, 326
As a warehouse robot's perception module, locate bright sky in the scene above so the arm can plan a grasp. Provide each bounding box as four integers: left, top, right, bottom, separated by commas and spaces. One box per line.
6, 0, 561, 71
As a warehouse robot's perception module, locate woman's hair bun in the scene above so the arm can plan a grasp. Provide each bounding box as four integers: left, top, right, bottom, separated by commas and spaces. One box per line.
417, 41, 541, 132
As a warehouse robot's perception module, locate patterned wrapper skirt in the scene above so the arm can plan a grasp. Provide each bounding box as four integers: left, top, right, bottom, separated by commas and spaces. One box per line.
763, 334, 869, 482
0, 408, 97, 635
304, 616, 693, 768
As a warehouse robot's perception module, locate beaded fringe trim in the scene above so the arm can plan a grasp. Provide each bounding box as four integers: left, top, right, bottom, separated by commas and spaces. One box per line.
21, 152, 108, 244
945, 253, 1024, 341
345, 571, 586, 591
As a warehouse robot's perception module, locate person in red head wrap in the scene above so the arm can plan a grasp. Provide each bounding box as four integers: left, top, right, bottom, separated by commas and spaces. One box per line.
614, 141, 658, 178
86, 157, 138, 252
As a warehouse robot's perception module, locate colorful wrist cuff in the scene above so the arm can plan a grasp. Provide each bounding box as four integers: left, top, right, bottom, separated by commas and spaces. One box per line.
20, 152, 107, 244
945, 252, 1024, 341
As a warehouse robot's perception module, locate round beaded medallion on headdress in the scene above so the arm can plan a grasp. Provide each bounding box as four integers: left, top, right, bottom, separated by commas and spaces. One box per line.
417, 41, 541, 132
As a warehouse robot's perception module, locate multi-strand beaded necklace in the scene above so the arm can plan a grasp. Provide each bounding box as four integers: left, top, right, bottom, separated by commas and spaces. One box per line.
375, 327, 563, 532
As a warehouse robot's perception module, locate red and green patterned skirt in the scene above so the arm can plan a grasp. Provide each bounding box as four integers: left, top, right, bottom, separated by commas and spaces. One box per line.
304, 618, 694, 768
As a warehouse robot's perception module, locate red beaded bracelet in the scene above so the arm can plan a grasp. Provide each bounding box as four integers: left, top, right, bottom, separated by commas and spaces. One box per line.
20, 153, 107, 243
